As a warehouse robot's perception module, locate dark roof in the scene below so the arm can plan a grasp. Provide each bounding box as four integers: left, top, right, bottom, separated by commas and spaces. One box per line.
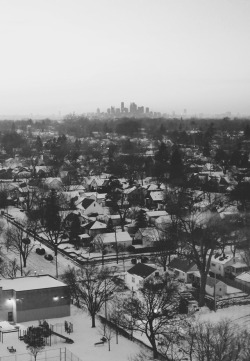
127, 263, 157, 278
206, 276, 222, 287
168, 258, 197, 273
81, 198, 95, 209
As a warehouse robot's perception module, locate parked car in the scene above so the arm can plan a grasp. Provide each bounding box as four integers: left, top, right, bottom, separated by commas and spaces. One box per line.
44, 254, 53, 261
36, 247, 45, 255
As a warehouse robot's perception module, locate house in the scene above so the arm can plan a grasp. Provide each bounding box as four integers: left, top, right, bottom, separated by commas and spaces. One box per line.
126, 263, 158, 291
0, 275, 70, 323
89, 220, 107, 237
145, 191, 164, 209
210, 253, 237, 277
146, 210, 168, 225
93, 231, 132, 252
75, 197, 104, 216
225, 261, 249, 278
167, 258, 198, 283
236, 272, 250, 289
43, 177, 63, 190
205, 276, 227, 297
134, 227, 160, 248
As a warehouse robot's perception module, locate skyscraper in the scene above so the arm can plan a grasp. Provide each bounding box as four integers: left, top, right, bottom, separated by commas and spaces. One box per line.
121, 102, 124, 112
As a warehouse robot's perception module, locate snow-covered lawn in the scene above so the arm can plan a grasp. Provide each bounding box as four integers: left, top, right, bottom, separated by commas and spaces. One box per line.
196, 304, 250, 331
0, 305, 149, 361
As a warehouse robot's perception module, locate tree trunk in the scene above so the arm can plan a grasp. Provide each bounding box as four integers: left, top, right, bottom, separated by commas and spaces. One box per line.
148, 321, 158, 359
199, 272, 207, 307
91, 313, 96, 328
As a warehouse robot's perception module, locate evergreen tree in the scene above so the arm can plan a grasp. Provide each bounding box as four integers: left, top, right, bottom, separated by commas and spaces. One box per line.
135, 209, 148, 230
169, 147, 185, 184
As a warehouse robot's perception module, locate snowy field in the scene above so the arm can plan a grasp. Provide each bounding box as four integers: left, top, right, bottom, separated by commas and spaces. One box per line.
0, 305, 149, 361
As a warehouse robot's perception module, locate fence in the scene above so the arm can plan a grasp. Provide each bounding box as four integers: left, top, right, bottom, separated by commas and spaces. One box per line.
216, 273, 250, 294
0, 348, 82, 361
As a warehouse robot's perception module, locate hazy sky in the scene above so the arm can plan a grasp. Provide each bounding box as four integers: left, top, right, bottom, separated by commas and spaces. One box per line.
0, 0, 250, 117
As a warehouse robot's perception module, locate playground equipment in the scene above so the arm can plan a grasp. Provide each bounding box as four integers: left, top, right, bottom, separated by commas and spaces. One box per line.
50, 330, 74, 344
19, 320, 74, 346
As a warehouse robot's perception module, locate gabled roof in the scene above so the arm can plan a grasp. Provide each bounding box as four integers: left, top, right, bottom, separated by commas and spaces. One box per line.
168, 258, 197, 273
146, 210, 167, 218
81, 198, 95, 209
236, 272, 250, 282
150, 191, 164, 202
90, 221, 107, 230
138, 227, 159, 240
127, 263, 157, 278
206, 276, 223, 287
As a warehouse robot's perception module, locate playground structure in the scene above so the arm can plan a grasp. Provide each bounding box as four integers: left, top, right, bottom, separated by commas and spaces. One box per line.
18, 320, 74, 346
0, 322, 19, 343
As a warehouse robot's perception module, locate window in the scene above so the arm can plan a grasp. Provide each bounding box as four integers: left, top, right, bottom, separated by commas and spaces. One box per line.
132, 277, 135, 283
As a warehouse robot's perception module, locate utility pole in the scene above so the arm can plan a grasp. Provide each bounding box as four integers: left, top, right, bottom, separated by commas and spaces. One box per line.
114, 226, 118, 264
214, 272, 217, 312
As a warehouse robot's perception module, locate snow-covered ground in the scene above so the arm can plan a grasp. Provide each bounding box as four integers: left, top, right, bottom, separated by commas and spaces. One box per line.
0, 305, 149, 361
197, 304, 250, 331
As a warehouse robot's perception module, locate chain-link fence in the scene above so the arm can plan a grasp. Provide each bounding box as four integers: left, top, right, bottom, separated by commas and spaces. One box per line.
0, 347, 82, 361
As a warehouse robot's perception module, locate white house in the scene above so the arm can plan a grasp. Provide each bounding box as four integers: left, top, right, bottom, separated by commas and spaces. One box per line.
146, 210, 168, 225
210, 253, 237, 277
167, 258, 198, 283
126, 263, 158, 291
134, 227, 160, 247
205, 276, 227, 297
93, 231, 132, 252
75, 197, 104, 216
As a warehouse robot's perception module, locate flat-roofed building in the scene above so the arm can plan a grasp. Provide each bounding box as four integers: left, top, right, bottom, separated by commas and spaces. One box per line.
0, 275, 70, 323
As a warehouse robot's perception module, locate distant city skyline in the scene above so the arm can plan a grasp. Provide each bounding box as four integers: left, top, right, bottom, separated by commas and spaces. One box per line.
0, 0, 250, 118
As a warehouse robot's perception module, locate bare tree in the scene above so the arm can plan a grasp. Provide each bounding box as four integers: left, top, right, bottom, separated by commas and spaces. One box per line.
62, 264, 120, 328
0, 258, 20, 279
5, 222, 34, 275
99, 317, 115, 351
60, 266, 81, 307
165, 189, 232, 307
184, 319, 250, 361
43, 189, 67, 278
118, 274, 181, 359
26, 345, 45, 361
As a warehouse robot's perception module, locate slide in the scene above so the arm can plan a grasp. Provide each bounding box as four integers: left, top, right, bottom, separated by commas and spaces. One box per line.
50, 330, 74, 344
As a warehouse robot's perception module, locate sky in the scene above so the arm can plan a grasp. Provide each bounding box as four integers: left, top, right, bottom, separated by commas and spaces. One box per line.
0, 0, 250, 117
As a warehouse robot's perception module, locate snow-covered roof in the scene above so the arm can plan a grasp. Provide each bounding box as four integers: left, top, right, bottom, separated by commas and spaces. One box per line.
150, 191, 164, 201
211, 254, 234, 265
236, 272, 250, 283
0, 275, 67, 291
146, 210, 167, 218
90, 221, 107, 230
230, 262, 248, 269
94, 231, 132, 244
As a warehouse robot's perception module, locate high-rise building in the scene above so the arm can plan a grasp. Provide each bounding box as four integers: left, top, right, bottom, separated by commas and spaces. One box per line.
121, 102, 124, 112
145, 107, 149, 114
130, 102, 137, 114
